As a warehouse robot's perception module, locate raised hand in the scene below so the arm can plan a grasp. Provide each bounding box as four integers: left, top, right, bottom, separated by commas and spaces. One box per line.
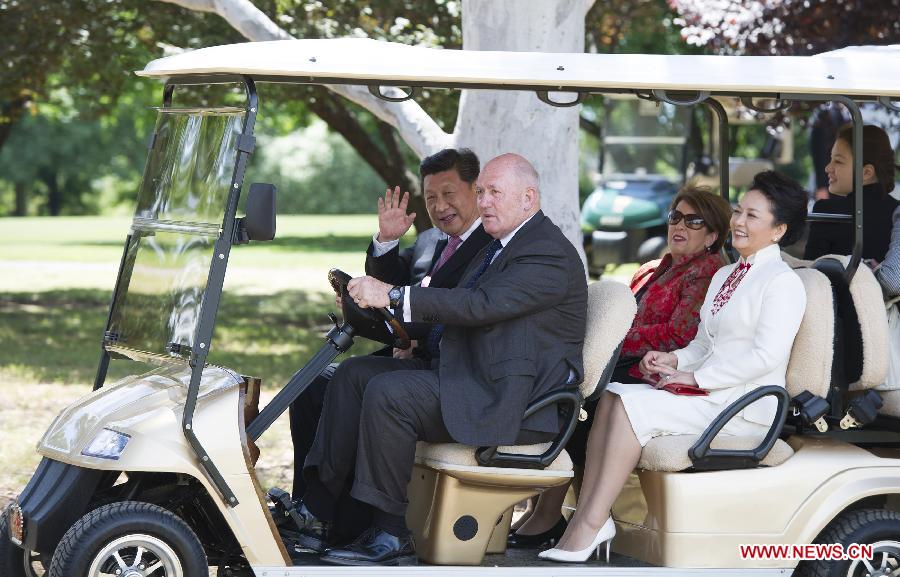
377, 186, 417, 242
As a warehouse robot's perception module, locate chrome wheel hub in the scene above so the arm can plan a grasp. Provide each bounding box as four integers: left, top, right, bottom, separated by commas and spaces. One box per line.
87, 534, 183, 577
847, 540, 900, 577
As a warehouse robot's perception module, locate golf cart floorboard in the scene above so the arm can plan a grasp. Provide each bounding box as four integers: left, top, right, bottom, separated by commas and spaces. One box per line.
273, 548, 792, 575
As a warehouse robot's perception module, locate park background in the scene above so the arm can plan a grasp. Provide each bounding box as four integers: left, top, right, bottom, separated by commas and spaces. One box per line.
1, 0, 899, 511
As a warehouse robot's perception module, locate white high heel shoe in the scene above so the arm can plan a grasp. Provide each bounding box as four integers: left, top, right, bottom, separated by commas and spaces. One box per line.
538, 516, 616, 563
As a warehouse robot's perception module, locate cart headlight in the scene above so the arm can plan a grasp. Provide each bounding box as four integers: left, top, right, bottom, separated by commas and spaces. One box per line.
82, 428, 131, 460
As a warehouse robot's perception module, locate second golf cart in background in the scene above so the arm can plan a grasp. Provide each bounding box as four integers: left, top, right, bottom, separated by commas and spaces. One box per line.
582, 95, 792, 275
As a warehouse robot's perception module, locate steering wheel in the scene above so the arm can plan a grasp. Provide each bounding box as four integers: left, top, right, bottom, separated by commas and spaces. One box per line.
328, 268, 411, 350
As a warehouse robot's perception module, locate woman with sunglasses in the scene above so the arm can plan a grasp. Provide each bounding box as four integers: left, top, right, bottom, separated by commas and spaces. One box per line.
539, 171, 808, 563
509, 184, 731, 549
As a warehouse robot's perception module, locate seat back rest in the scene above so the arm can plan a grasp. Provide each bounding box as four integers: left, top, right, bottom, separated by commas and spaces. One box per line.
814, 255, 889, 391
581, 280, 637, 399
786, 268, 834, 400
813, 257, 863, 388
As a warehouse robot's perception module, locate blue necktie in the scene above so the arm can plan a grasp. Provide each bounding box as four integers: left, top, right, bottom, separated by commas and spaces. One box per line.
426, 239, 502, 360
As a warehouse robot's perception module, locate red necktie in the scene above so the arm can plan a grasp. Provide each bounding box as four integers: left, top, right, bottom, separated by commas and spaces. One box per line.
711, 262, 751, 315
431, 235, 462, 274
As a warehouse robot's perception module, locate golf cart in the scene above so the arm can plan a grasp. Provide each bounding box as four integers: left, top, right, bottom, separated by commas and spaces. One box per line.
581, 96, 791, 276
581, 96, 697, 275
3, 39, 900, 577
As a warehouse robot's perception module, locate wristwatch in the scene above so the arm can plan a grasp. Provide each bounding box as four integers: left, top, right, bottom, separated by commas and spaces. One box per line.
388, 285, 404, 309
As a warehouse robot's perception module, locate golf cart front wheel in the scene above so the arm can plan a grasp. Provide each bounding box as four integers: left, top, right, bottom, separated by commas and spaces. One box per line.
0, 505, 48, 577
795, 508, 900, 577
48, 501, 206, 577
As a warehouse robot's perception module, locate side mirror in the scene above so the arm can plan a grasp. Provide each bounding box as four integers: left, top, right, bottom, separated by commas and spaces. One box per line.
237, 183, 276, 243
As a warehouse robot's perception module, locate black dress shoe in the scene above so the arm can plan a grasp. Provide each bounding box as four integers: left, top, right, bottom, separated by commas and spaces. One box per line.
321, 526, 416, 566
286, 501, 330, 554
507, 516, 567, 549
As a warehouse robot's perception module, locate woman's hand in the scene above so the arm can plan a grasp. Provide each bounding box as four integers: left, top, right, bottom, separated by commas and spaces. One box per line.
652, 367, 698, 389
639, 351, 678, 378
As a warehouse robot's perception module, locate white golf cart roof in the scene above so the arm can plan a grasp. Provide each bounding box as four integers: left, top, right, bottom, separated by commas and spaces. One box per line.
138, 38, 900, 97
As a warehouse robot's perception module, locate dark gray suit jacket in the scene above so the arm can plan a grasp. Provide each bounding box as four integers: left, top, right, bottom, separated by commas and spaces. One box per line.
408, 211, 588, 446
365, 224, 492, 341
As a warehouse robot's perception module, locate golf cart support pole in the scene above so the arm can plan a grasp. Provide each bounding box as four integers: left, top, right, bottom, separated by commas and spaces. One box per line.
92, 235, 134, 391
246, 322, 355, 442
176, 76, 259, 507
649, 90, 731, 210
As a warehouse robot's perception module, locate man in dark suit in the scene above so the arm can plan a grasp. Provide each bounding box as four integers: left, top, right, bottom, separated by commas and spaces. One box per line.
293, 153, 588, 566
287, 148, 491, 538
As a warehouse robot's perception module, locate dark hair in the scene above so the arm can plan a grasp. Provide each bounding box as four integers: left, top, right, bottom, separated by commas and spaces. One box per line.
835, 124, 897, 196
419, 148, 480, 186
747, 170, 808, 247
670, 184, 732, 252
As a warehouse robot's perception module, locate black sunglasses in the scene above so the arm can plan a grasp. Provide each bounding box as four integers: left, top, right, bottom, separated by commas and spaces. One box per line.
667, 210, 706, 230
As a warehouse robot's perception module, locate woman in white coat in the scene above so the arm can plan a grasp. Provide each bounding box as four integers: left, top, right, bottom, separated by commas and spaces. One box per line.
540, 171, 809, 563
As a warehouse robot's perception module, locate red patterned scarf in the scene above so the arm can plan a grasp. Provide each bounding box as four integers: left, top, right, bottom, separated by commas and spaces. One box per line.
710, 262, 751, 315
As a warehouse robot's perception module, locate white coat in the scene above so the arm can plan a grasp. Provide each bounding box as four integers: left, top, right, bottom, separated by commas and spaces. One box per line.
674, 243, 807, 425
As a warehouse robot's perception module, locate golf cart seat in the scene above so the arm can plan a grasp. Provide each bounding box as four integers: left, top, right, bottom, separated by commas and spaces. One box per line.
811, 255, 891, 423
406, 280, 637, 565
637, 266, 834, 472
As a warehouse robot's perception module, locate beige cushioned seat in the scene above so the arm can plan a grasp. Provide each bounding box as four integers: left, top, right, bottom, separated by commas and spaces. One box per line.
406, 280, 636, 565
811, 255, 889, 392
638, 267, 833, 471
413, 279, 637, 472
809, 256, 897, 417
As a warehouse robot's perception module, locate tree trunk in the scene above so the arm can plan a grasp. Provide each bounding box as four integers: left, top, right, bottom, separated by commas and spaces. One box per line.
455, 0, 587, 257
41, 170, 61, 216
14, 182, 26, 216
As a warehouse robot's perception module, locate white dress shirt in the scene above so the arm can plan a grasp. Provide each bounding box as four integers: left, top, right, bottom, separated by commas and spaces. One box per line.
402, 214, 534, 321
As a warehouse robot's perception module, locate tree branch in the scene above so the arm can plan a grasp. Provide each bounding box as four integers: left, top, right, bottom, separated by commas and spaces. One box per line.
377, 120, 431, 231
152, 0, 449, 157
308, 88, 431, 231
579, 115, 601, 138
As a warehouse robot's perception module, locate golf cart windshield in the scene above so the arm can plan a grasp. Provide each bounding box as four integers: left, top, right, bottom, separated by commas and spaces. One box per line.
105, 107, 246, 364
600, 98, 691, 179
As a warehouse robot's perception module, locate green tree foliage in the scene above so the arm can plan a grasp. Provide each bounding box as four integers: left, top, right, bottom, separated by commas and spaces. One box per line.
0, 85, 158, 215
245, 121, 386, 214
0, 0, 712, 218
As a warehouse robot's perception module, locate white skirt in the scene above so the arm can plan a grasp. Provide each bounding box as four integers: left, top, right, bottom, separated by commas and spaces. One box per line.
605, 381, 770, 447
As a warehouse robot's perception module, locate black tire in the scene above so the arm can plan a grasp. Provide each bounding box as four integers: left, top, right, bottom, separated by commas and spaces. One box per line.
48, 501, 206, 577
795, 508, 900, 577
0, 505, 47, 577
